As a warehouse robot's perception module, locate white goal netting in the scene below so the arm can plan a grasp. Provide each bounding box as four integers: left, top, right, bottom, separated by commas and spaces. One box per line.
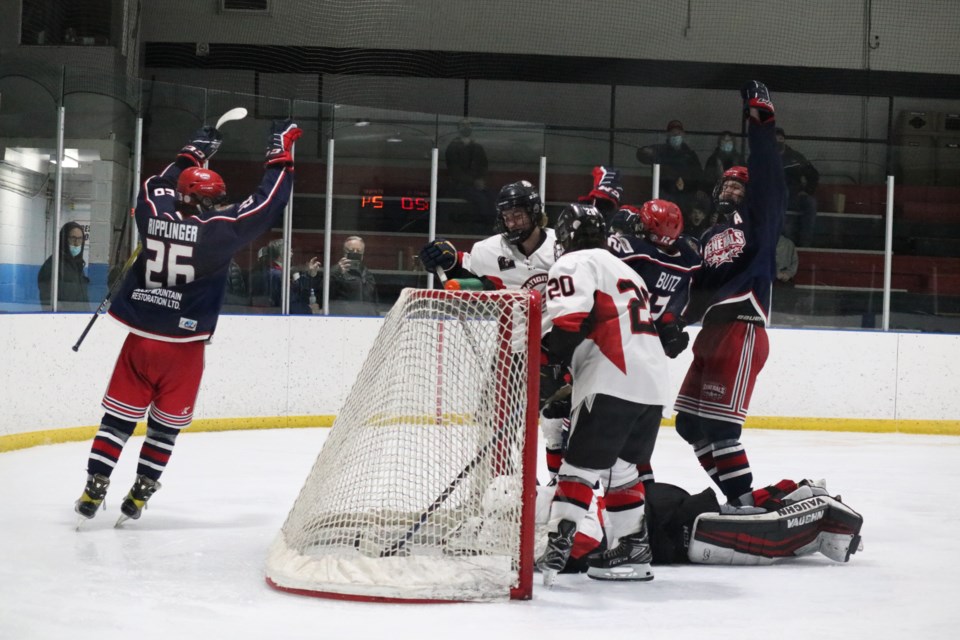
265, 288, 541, 602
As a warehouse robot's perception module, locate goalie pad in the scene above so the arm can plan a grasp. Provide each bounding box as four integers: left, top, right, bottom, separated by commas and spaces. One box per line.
688, 493, 863, 565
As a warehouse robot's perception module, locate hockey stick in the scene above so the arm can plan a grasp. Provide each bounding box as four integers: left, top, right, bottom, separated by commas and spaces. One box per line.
206, 107, 248, 169
215, 107, 247, 130
72, 244, 142, 352
380, 423, 512, 557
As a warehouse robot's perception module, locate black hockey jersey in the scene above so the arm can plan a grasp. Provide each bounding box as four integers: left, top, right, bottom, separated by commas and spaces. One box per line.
606, 233, 702, 325
685, 120, 786, 326
109, 161, 293, 342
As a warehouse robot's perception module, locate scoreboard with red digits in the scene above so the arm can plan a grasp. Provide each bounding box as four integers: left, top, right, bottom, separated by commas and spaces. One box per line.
360, 188, 430, 213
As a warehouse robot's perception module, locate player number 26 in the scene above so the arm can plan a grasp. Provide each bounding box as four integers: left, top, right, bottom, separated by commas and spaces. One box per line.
145, 238, 196, 288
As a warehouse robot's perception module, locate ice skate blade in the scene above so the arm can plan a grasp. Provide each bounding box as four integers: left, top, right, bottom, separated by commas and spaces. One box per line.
587, 564, 654, 581
114, 514, 132, 528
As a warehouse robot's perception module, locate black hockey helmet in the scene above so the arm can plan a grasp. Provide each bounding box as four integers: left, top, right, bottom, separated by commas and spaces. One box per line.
555, 202, 607, 258
495, 180, 544, 244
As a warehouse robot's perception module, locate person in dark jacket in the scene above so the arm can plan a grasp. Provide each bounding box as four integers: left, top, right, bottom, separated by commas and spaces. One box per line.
703, 131, 746, 189
636, 120, 705, 218
330, 236, 378, 315
38, 221, 90, 309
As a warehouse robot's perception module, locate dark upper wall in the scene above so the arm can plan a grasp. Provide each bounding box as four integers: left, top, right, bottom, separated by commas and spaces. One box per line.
138, 1, 960, 76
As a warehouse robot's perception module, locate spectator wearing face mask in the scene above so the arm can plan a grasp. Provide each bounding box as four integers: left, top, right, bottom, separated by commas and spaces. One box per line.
330, 235, 379, 315
38, 221, 90, 309
704, 131, 745, 190
636, 120, 704, 217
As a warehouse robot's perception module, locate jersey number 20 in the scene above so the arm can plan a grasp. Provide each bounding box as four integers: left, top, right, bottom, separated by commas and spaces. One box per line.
145, 238, 196, 288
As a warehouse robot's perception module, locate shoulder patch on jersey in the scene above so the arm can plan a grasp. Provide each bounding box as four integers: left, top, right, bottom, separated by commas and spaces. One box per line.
703, 228, 746, 267
498, 256, 516, 271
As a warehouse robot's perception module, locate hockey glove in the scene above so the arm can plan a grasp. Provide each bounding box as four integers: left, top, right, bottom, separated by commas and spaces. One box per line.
609, 205, 642, 235
418, 239, 458, 272
579, 166, 623, 214
658, 321, 689, 359
265, 119, 303, 167
178, 126, 223, 167
741, 80, 775, 124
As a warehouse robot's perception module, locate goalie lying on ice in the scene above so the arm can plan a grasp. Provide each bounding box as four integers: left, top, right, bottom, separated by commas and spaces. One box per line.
535, 478, 863, 570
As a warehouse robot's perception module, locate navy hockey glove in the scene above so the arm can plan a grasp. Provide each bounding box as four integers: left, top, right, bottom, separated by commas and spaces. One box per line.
418, 239, 458, 272
265, 119, 303, 167
178, 126, 222, 167
741, 80, 775, 124
609, 205, 642, 235
658, 320, 689, 359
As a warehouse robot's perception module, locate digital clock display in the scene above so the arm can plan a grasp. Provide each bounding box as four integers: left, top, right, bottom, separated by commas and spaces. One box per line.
360, 188, 430, 212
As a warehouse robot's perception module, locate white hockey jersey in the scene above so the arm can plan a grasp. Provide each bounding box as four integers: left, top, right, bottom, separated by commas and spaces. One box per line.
461, 229, 557, 293
544, 247, 671, 409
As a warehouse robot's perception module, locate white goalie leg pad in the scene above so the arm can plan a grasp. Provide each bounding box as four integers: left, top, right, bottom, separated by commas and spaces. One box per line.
688, 494, 864, 565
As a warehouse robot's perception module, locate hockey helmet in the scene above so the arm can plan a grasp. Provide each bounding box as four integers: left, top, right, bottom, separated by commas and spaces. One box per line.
496, 180, 544, 244
712, 165, 749, 219
176, 167, 227, 211
555, 202, 607, 259
638, 199, 684, 247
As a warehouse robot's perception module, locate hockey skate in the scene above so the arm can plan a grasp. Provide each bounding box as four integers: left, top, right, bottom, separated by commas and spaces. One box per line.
115, 475, 161, 527
536, 519, 577, 587
586, 520, 654, 582
75, 473, 110, 528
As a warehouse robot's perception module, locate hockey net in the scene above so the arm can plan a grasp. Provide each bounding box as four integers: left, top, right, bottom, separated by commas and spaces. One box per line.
265, 288, 541, 602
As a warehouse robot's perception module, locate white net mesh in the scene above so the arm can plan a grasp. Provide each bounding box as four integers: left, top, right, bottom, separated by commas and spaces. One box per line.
265, 288, 540, 602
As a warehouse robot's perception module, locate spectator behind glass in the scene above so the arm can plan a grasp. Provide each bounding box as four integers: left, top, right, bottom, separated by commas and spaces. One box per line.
704, 131, 745, 188
776, 233, 799, 285
685, 191, 713, 241
636, 120, 705, 218
444, 119, 496, 220
38, 221, 90, 309
776, 127, 820, 247
249, 238, 313, 314
330, 235, 379, 316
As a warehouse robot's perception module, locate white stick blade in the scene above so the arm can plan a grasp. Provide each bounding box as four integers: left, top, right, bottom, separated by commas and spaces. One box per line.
216, 107, 248, 129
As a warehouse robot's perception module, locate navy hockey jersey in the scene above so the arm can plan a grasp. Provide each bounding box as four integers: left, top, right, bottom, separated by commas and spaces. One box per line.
685, 120, 786, 326
606, 233, 702, 325
109, 161, 293, 342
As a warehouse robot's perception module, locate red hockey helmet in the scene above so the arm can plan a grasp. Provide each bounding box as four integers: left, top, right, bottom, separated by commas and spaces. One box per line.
176, 167, 227, 210
638, 199, 683, 247
712, 165, 749, 217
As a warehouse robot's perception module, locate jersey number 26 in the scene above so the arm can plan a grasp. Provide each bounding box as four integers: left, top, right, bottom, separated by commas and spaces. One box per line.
145, 238, 196, 288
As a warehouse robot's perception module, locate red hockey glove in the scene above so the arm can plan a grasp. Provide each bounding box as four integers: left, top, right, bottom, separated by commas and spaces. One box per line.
264, 119, 303, 167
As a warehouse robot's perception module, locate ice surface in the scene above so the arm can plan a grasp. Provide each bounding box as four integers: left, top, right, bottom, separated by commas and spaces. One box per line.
1, 427, 958, 640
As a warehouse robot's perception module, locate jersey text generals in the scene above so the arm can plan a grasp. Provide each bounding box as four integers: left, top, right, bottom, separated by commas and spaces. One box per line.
685, 120, 786, 326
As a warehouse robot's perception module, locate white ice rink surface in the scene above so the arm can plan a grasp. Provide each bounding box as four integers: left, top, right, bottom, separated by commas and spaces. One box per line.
1, 427, 958, 640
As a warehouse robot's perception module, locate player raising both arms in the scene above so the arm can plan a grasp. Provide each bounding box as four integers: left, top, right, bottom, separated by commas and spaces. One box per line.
673, 80, 786, 508
537, 203, 671, 585
74, 119, 302, 526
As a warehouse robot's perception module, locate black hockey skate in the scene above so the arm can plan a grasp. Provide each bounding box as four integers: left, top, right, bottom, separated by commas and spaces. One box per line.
536, 519, 577, 587
75, 473, 110, 523
116, 475, 161, 526
587, 519, 654, 582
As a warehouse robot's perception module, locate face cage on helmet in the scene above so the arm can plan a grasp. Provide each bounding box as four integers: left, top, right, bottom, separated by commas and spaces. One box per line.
712, 177, 746, 215
496, 206, 538, 245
